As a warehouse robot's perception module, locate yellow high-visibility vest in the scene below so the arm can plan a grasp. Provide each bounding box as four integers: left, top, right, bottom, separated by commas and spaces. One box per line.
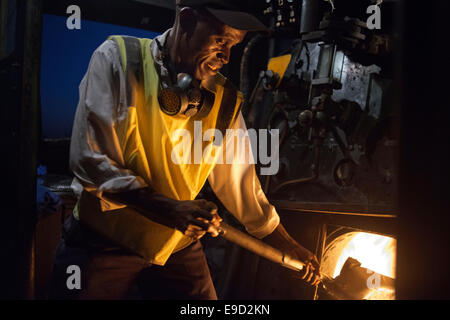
76, 36, 242, 265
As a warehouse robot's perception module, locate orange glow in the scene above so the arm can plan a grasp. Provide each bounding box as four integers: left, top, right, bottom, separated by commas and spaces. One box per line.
333, 232, 396, 279
320, 231, 397, 300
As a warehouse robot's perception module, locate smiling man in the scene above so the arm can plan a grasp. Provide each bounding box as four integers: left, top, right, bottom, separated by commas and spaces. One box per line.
49, 0, 320, 300
167, 6, 246, 79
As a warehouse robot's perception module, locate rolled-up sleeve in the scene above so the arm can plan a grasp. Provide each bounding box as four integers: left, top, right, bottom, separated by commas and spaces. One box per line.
208, 113, 280, 239
70, 40, 147, 211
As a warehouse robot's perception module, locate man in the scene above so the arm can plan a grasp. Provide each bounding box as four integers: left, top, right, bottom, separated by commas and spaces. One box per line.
49, 0, 320, 300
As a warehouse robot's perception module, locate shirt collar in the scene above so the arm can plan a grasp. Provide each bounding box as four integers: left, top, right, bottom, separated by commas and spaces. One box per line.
150, 29, 172, 89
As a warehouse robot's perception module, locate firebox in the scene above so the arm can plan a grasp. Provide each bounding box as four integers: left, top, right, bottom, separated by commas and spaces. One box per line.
267, 200, 398, 300
317, 226, 396, 300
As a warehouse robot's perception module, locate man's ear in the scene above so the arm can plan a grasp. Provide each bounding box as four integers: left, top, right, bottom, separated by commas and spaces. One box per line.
178, 7, 197, 36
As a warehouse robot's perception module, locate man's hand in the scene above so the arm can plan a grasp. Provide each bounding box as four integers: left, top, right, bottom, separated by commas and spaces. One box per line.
103, 189, 221, 241
169, 199, 222, 240
286, 241, 321, 286
264, 223, 321, 286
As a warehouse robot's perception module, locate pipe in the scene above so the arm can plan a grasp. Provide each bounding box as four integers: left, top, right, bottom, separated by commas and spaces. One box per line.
216, 222, 305, 272
240, 34, 264, 118
300, 0, 327, 34
270, 140, 321, 194
263, 103, 290, 193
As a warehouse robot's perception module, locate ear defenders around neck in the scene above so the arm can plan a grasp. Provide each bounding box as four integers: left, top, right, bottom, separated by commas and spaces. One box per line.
155, 35, 215, 119
158, 73, 215, 118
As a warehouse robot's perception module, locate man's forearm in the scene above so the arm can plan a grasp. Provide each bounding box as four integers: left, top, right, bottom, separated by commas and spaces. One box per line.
263, 223, 299, 252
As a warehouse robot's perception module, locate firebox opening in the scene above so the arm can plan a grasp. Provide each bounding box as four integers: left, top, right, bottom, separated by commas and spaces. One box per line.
320, 231, 397, 300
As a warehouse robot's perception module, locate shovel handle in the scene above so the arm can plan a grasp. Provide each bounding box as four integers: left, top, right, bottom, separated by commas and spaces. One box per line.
217, 222, 305, 272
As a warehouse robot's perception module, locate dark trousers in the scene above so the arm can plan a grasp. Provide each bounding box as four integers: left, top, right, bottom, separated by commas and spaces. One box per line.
48, 215, 217, 300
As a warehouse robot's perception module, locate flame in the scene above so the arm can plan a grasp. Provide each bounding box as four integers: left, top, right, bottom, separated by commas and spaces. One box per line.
333, 232, 396, 279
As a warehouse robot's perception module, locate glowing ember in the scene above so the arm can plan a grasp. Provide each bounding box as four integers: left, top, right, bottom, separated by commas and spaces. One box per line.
332, 232, 396, 280
320, 231, 397, 300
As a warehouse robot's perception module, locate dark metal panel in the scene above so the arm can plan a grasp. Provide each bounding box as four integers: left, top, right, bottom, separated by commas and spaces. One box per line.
397, 0, 450, 299
17, 0, 43, 300
0, 0, 42, 299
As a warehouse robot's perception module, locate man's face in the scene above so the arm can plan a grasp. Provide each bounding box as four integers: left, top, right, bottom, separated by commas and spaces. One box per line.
179, 10, 247, 81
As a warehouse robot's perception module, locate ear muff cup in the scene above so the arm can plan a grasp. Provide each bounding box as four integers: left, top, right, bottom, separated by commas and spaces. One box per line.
159, 85, 215, 119
193, 89, 215, 119
158, 87, 188, 116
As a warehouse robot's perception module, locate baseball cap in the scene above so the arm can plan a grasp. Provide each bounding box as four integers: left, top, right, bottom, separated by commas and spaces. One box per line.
176, 0, 269, 32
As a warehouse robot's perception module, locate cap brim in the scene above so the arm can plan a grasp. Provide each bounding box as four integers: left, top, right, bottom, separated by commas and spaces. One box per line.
205, 7, 269, 32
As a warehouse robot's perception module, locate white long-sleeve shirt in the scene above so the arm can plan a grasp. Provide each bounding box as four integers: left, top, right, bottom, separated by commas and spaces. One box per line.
70, 30, 279, 239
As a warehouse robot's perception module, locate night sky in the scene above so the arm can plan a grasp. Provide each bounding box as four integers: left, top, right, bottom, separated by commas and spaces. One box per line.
40, 14, 160, 138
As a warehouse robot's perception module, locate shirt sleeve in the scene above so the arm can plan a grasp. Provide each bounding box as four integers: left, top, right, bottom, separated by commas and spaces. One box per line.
70, 40, 148, 211
207, 112, 280, 239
